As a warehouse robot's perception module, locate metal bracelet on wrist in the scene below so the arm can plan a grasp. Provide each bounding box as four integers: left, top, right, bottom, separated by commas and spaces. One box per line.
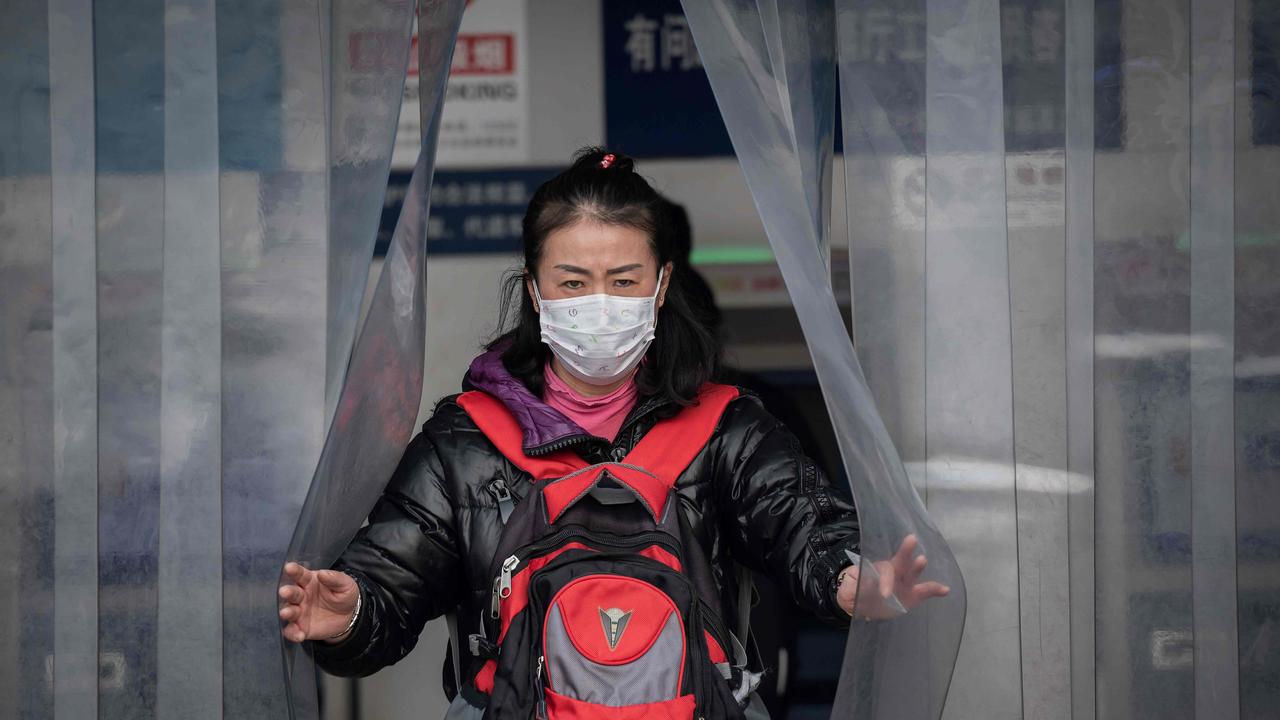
328, 584, 362, 640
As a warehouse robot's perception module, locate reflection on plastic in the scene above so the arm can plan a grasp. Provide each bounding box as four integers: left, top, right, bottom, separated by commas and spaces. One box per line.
279, 2, 465, 718
678, 2, 968, 719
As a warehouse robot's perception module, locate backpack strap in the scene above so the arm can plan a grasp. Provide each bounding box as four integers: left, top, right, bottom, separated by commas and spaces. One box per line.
543, 383, 740, 523
620, 383, 740, 486
458, 384, 741, 523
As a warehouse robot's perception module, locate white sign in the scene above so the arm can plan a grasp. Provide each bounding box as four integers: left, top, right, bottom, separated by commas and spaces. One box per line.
393, 0, 529, 170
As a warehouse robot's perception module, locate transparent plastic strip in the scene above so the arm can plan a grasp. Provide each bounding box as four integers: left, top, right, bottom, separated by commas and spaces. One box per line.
216, 1, 330, 716
323, 0, 420, 427
1189, 0, 1239, 715
48, 0, 99, 717
1062, 1, 1096, 717
756, 0, 837, 276
156, 0, 223, 716
838, 0, 928, 478
1233, 3, 1280, 716
93, 5, 166, 716
921, 2, 1021, 718
1000, 4, 1073, 715
281, 2, 465, 717
1091, 2, 1194, 716
680, 3, 967, 719
836, 4, 932, 716
0, 1, 54, 714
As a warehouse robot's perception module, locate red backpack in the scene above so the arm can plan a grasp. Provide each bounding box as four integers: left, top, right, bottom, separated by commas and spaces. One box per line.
455, 384, 750, 720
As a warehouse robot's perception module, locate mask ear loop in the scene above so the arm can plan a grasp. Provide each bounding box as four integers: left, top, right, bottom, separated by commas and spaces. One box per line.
527, 270, 542, 313
650, 267, 665, 329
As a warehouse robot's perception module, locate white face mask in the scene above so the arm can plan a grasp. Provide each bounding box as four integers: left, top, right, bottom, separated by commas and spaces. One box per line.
532, 269, 664, 386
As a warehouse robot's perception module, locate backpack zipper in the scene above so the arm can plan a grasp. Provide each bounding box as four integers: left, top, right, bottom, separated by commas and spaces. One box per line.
534, 655, 548, 719
489, 528, 678, 619
509, 525, 680, 572
698, 598, 733, 655
490, 554, 520, 619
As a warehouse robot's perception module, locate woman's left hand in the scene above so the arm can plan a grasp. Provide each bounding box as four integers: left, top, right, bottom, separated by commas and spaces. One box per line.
835, 534, 950, 620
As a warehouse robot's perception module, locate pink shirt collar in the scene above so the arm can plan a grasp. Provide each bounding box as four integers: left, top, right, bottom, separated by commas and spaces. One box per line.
542, 362, 638, 442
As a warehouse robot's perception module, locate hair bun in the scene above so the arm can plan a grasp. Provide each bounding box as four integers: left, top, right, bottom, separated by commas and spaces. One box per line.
570, 146, 635, 173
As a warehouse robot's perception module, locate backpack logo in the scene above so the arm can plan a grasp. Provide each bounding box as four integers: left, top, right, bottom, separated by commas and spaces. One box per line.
598, 607, 633, 650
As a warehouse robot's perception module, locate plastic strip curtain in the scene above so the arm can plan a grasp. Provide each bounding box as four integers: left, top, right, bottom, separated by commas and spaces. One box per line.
48, 2, 99, 719
679, 3, 969, 720
324, 0, 423, 428
691, 1, 1272, 719
1063, 1, 1096, 717
1187, 0, 1238, 716
0, 0, 419, 716
158, 2, 224, 716
280, 2, 465, 717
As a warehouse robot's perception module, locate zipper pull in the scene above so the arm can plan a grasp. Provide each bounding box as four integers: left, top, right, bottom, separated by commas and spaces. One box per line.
491, 477, 513, 503
499, 554, 518, 599
535, 655, 548, 719
491, 554, 518, 619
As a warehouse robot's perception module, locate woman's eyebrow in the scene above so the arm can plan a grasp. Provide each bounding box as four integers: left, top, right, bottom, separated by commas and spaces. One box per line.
553, 263, 590, 275
606, 263, 643, 275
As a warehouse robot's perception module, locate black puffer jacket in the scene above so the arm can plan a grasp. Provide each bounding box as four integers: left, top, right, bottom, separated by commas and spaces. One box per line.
314, 351, 860, 687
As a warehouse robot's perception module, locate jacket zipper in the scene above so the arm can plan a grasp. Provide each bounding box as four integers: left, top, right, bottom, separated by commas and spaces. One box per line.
526, 432, 598, 457
524, 396, 669, 458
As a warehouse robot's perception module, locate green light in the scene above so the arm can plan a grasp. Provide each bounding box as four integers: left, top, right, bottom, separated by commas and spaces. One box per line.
688, 246, 775, 265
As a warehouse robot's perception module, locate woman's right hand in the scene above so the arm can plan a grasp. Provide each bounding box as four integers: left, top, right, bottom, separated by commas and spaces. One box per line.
278, 562, 360, 644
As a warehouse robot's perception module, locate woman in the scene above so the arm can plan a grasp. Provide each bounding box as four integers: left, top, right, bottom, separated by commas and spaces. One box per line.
279, 149, 947, 715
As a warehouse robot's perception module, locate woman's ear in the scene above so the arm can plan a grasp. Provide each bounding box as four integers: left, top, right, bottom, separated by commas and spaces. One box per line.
524, 270, 540, 313
657, 261, 674, 309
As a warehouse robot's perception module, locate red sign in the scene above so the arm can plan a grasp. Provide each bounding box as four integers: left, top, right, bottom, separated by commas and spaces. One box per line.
452, 33, 515, 74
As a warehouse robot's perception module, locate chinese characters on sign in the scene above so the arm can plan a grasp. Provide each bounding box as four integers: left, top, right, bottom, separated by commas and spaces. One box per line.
605, 0, 1111, 157
393, 0, 529, 170
604, 1, 732, 157
379, 167, 558, 255
622, 13, 701, 72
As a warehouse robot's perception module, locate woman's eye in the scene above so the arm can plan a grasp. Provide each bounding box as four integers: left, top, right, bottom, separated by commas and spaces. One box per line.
614, 279, 636, 288
563, 280, 584, 290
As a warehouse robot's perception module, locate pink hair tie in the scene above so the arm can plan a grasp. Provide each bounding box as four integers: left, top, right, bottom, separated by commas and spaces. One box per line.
599, 153, 616, 169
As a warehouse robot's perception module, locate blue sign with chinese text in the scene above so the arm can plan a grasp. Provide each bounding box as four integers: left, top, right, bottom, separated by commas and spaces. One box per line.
603, 1, 733, 158
378, 167, 559, 255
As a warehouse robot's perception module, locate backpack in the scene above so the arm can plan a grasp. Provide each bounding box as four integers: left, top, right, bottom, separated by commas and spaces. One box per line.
454, 383, 753, 720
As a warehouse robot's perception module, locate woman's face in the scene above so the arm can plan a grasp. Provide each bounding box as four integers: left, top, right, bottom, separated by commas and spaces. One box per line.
527, 219, 673, 307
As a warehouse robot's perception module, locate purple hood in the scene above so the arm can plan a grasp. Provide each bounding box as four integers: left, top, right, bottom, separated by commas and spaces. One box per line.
464, 347, 589, 452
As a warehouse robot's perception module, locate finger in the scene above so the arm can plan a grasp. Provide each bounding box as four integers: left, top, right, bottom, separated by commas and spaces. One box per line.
283, 562, 307, 582
893, 534, 919, 567
279, 605, 300, 622
316, 569, 352, 592
879, 562, 895, 599
278, 585, 304, 604
282, 623, 305, 643
905, 554, 928, 584
913, 581, 950, 599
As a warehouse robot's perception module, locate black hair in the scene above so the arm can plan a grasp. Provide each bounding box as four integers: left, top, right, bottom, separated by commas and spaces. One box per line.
489, 147, 721, 407
659, 196, 723, 338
